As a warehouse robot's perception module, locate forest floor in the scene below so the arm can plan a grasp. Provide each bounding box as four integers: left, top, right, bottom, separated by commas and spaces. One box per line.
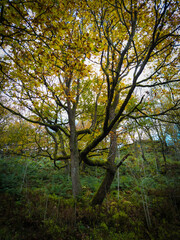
0, 142, 180, 240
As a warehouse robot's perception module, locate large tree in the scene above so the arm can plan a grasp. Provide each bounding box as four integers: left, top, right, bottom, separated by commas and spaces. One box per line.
0, 0, 179, 203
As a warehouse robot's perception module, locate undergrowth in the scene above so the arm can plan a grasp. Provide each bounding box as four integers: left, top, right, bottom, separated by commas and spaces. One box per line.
0, 143, 179, 240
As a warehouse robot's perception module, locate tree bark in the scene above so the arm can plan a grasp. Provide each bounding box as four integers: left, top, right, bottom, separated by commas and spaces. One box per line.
68, 107, 82, 198
91, 93, 119, 205
69, 132, 82, 197
91, 163, 117, 205
137, 130, 148, 163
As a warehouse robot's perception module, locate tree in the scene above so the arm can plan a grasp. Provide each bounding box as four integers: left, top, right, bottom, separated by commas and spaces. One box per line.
0, 119, 38, 155
0, 0, 179, 203
0, 103, 11, 155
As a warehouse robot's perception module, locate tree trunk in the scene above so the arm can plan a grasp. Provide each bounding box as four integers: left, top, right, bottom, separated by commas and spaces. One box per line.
137, 130, 148, 163
91, 93, 119, 205
68, 109, 82, 198
154, 123, 167, 173
91, 164, 117, 205
160, 141, 167, 173
70, 142, 82, 197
